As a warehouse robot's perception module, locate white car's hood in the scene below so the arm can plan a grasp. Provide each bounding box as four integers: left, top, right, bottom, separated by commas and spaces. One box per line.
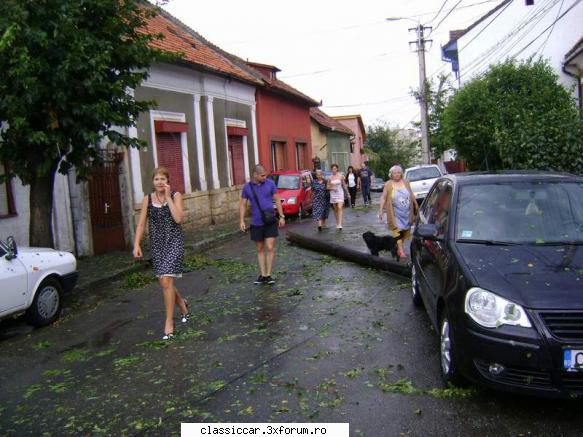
16, 248, 77, 274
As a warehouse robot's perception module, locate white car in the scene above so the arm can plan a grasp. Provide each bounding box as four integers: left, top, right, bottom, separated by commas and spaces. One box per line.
404, 164, 444, 204
1, 236, 78, 326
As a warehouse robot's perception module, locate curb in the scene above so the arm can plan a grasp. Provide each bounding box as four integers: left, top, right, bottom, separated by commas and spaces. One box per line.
76, 228, 243, 293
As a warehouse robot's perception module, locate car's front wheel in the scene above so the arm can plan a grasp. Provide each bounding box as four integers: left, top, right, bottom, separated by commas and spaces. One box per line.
26, 277, 63, 327
411, 264, 423, 307
439, 309, 465, 386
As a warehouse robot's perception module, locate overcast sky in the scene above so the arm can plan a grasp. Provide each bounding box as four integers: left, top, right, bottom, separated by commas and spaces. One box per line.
161, 0, 501, 129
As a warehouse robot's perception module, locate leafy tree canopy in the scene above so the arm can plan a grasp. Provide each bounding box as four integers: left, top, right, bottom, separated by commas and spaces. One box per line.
441, 58, 583, 173
364, 122, 419, 180
0, 0, 171, 246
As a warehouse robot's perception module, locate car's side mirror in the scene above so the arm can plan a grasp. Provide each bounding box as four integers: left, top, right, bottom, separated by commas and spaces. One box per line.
416, 223, 441, 241
5, 236, 18, 261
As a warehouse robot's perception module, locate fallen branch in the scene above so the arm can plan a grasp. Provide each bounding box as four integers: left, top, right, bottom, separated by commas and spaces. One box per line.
286, 231, 411, 278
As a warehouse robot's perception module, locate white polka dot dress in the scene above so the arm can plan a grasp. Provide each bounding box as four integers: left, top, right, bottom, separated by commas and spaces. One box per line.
148, 192, 184, 277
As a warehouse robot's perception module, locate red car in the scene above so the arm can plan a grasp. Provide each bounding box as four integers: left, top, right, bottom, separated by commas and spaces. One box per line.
268, 170, 313, 217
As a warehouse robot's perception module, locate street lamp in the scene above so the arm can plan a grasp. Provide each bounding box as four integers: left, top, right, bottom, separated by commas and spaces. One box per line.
386, 17, 432, 165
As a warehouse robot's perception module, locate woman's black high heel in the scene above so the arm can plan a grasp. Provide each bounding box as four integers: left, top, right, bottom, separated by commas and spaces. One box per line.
162, 332, 174, 340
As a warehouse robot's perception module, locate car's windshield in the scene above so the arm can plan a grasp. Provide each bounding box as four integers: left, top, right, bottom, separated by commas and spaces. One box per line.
456, 181, 583, 244
269, 174, 300, 190
406, 167, 441, 182
374, 178, 384, 184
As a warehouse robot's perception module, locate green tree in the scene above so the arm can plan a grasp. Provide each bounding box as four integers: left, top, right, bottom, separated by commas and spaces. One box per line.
411, 73, 456, 158
364, 122, 418, 179
0, 0, 169, 247
441, 58, 583, 173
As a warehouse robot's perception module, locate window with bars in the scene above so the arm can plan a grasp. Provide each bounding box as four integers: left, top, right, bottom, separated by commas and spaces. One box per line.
0, 163, 16, 218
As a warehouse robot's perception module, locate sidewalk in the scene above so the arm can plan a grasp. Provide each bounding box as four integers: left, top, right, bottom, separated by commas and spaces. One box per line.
75, 220, 242, 291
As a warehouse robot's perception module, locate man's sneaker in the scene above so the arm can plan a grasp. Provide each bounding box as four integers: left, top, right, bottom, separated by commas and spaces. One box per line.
254, 275, 266, 284
264, 276, 275, 284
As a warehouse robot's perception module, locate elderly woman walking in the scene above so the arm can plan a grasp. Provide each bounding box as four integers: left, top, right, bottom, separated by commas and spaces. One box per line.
311, 169, 330, 231
378, 165, 418, 259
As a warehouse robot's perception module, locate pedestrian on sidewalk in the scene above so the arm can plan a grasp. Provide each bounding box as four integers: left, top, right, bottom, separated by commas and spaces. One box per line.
240, 164, 285, 285
346, 166, 357, 208
358, 162, 372, 206
327, 163, 347, 230
378, 165, 418, 259
133, 166, 190, 340
312, 169, 330, 231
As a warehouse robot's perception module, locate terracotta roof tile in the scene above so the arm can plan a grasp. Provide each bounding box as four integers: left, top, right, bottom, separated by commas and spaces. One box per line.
141, 8, 261, 85
310, 108, 354, 136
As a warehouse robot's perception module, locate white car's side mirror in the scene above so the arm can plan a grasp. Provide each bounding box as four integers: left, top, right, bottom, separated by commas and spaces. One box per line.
5, 236, 18, 261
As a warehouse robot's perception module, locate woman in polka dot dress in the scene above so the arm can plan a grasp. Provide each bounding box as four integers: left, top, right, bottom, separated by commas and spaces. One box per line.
133, 167, 189, 340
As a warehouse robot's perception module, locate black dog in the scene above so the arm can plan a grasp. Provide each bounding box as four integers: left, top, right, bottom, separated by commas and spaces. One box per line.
362, 231, 404, 261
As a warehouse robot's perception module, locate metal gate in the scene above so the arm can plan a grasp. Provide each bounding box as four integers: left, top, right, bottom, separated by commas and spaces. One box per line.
88, 153, 126, 254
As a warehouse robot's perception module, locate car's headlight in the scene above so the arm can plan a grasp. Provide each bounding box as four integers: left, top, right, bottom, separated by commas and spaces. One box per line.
465, 287, 532, 328
287, 197, 297, 204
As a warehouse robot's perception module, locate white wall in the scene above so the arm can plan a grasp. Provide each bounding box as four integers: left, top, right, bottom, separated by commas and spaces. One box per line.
0, 178, 29, 245
456, 0, 583, 96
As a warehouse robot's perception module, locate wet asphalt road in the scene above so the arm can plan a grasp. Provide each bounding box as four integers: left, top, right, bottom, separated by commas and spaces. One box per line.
1, 196, 582, 436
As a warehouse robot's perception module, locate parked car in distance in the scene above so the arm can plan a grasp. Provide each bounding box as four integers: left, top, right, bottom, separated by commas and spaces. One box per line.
0, 236, 78, 327
268, 170, 313, 217
411, 171, 583, 397
371, 177, 385, 192
404, 164, 444, 204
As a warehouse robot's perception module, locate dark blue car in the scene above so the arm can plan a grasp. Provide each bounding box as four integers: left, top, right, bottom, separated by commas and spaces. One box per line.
411, 171, 583, 397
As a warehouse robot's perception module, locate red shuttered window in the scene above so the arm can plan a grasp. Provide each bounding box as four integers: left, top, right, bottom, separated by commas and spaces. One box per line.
156, 132, 185, 193
228, 135, 245, 186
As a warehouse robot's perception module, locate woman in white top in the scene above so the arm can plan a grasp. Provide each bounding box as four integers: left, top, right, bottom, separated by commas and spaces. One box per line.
345, 166, 357, 208
327, 163, 348, 229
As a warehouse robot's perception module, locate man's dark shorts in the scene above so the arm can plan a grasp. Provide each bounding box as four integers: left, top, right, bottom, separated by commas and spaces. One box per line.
250, 223, 279, 241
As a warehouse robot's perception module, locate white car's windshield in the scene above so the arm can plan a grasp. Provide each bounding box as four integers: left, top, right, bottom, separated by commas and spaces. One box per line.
407, 167, 441, 182
456, 181, 583, 244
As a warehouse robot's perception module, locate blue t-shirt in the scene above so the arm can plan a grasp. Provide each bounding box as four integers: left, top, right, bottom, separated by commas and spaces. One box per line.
241, 179, 277, 226
359, 167, 371, 186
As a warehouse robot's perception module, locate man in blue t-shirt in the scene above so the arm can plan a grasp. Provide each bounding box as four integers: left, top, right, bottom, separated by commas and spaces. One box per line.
239, 164, 285, 285
358, 162, 372, 206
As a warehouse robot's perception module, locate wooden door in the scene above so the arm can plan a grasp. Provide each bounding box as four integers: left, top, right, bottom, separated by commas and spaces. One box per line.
88, 155, 125, 254
228, 135, 245, 185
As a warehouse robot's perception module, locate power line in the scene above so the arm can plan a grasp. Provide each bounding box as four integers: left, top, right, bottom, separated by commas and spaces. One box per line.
512, 0, 582, 58
427, 0, 450, 24
431, 0, 465, 34
536, 0, 565, 56
459, 0, 561, 79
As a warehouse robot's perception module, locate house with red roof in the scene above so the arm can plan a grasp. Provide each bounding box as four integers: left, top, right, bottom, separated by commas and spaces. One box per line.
246, 62, 319, 174
310, 108, 354, 172
331, 115, 367, 168
0, 5, 323, 255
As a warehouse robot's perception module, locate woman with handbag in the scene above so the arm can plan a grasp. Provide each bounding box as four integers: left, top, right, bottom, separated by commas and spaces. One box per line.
239, 164, 285, 285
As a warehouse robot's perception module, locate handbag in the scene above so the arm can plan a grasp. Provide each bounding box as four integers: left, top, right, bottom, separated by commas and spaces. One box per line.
249, 182, 278, 225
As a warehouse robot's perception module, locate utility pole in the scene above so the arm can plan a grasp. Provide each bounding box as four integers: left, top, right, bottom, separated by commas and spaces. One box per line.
409, 24, 432, 165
